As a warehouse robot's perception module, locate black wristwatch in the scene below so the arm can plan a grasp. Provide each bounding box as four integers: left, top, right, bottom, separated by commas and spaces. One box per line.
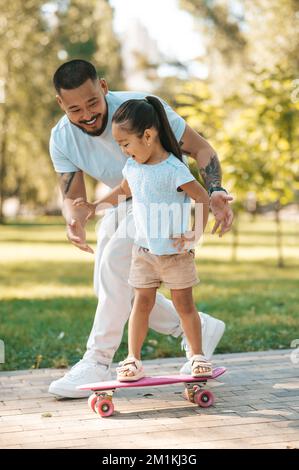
208, 186, 228, 197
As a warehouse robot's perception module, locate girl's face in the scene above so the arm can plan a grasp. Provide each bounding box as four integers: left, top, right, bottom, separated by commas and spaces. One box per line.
112, 123, 154, 164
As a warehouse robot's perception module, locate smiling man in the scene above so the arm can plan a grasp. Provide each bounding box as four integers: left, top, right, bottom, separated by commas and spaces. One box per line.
48, 59, 232, 398
57, 76, 108, 136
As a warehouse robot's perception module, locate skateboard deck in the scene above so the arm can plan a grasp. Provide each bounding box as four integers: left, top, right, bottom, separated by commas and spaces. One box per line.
79, 367, 226, 391
78, 367, 226, 417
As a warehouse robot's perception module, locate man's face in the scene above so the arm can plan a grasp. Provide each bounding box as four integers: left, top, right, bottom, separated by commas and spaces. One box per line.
56, 78, 108, 136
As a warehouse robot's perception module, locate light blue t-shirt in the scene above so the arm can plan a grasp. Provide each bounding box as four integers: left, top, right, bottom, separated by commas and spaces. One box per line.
122, 154, 196, 255
49, 91, 186, 188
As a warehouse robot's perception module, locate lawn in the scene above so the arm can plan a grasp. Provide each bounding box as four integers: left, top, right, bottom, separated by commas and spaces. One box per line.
0, 214, 298, 371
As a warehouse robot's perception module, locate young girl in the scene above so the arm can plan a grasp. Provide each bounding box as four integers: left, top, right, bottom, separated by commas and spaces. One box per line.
74, 96, 212, 381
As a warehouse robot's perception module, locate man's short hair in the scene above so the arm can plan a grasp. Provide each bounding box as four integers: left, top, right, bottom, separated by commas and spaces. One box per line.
53, 59, 97, 94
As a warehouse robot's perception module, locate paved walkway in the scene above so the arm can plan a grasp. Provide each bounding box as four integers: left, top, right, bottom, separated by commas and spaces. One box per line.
0, 349, 299, 449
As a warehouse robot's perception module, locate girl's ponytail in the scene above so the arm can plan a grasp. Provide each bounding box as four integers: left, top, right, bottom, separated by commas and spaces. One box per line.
145, 96, 183, 162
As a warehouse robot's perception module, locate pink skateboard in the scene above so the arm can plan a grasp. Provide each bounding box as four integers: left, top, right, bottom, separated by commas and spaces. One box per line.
78, 367, 226, 417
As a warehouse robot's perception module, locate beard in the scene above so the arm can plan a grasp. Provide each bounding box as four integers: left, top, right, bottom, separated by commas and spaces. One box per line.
71, 110, 109, 137
70, 95, 109, 136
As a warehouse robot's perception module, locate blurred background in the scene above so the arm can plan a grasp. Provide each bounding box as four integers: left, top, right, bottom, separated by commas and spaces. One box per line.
0, 0, 298, 371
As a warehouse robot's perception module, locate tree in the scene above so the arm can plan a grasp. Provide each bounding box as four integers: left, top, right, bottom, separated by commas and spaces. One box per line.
0, 0, 60, 221
218, 68, 299, 266
176, 1, 299, 265
179, 0, 299, 97
0, 0, 123, 221
163, 68, 299, 265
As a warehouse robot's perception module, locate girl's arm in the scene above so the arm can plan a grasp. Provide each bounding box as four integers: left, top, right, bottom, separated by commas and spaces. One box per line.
172, 180, 210, 251
73, 179, 131, 219
179, 180, 210, 231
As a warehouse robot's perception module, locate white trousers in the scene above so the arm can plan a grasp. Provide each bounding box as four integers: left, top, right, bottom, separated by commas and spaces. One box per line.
84, 200, 188, 365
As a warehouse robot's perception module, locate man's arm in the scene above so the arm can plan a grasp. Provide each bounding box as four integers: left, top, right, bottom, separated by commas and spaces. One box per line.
179, 124, 233, 236
59, 170, 88, 224
179, 124, 222, 193
58, 170, 93, 253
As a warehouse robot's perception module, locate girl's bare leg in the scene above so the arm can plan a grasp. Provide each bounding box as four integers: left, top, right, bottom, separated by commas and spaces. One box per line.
128, 287, 157, 360
170, 287, 203, 356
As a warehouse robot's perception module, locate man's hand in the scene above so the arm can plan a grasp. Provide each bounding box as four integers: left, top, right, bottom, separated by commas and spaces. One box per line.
209, 191, 234, 237
73, 197, 96, 220
66, 217, 94, 253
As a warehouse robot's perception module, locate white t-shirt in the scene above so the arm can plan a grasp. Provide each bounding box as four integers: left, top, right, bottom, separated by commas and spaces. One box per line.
49, 91, 186, 188
122, 154, 195, 255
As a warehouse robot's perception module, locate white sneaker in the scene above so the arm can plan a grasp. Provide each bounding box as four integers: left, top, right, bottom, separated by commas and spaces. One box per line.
180, 312, 225, 375
48, 359, 112, 398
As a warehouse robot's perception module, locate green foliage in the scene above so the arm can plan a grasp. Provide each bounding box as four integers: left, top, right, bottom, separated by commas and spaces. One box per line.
174, 71, 299, 210
179, 0, 247, 56
0, 0, 60, 215
175, 1, 299, 211
0, 0, 123, 219
217, 68, 299, 209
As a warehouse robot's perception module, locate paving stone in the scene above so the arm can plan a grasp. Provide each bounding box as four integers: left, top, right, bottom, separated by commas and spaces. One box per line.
1, 349, 299, 449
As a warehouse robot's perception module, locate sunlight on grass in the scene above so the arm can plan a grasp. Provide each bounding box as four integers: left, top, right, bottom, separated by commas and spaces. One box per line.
0, 243, 96, 263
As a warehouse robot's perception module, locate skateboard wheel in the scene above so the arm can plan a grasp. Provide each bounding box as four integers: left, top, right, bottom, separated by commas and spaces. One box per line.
95, 399, 114, 417
194, 390, 214, 408
88, 393, 98, 413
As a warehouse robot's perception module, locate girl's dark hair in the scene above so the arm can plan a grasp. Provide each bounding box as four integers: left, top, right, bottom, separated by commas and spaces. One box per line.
112, 96, 183, 162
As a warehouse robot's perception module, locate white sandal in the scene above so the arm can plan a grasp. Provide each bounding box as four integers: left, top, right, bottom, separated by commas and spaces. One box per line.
191, 354, 213, 378
116, 357, 145, 382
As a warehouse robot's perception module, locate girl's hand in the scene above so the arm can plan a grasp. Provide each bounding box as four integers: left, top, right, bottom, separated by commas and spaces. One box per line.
171, 231, 196, 252
73, 197, 96, 221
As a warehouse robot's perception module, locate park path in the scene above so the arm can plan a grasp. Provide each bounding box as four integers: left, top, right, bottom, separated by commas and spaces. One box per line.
0, 349, 299, 449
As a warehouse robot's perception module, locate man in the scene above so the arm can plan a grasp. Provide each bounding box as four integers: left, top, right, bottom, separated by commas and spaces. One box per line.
48, 59, 233, 398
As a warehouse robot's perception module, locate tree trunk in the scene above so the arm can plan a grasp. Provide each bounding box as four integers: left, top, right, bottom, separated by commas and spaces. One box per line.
275, 201, 284, 268
0, 121, 7, 224
0, 62, 8, 225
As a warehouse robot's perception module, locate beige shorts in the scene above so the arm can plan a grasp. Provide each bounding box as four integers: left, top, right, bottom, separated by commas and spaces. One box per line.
128, 244, 200, 290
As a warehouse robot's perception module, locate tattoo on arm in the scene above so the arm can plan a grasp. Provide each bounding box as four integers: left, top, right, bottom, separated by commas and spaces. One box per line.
179, 139, 221, 192
60, 172, 76, 196
199, 153, 222, 192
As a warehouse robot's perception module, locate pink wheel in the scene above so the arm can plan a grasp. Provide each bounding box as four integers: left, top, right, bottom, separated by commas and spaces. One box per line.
88, 393, 98, 413
194, 390, 214, 408
95, 399, 114, 417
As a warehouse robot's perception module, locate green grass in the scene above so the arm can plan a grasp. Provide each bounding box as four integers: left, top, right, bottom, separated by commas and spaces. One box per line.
0, 214, 298, 371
